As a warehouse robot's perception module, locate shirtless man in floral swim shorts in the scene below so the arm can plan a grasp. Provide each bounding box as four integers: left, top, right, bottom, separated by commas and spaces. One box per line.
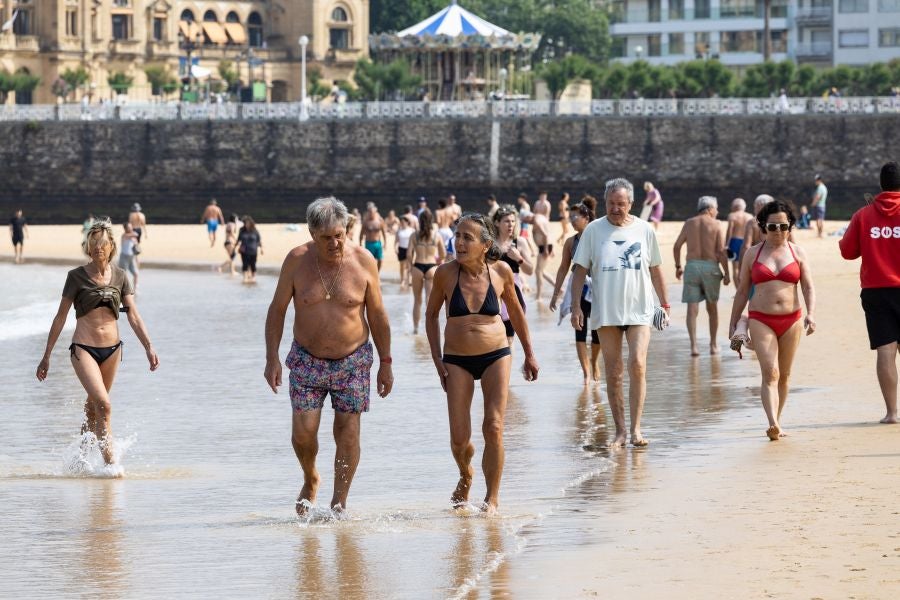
265, 196, 393, 516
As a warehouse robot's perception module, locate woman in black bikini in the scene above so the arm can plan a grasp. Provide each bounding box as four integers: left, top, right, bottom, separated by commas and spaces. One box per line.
36, 220, 159, 470
408, 208, 446, 334
425, 213, 539, 514
492, 205, 533, 345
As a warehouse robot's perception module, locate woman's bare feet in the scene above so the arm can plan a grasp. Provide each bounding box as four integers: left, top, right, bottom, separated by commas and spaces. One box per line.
611, 432, 628, 447
766, 425, 781, 441
880, 413, 898, 424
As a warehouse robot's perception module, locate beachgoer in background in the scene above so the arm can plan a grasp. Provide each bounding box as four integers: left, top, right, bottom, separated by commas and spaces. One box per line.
402, 204, 419, 231
737, 194, 775, 266
385, 210, 400, 236
118, 223, 140, 291
425, 213, 538, 513
643, 182, 664, 230
570, 178, 670, 448
219, 214, 239, 275
812, 174, 828, 238
201, 199, 225, 247
557, 192, 572, 244
839, 161, 900, 424
9, 209, 28, 264
360, 202, 387, 272
128, 203, 147, 243
416, 197, 428, 217
82, 213, 95, 238
797, 205, 811, 229
550, 196, 600, 385
516, 193, 536, 254
235, 216, 263, 284
530, 192, 556, 302
493, 205, 533, 346
447, 193, 462, 221
346, 211, 359, 244
395, 214, 415, 289
409, 208, 446, 334
673, 196, 730, 356
729, 200, 816, 441
725, 198, 754, 285
36, 220, 159, 471
264, 196, 393, 516
486, 194, 499, 220
436, 198, 456, 259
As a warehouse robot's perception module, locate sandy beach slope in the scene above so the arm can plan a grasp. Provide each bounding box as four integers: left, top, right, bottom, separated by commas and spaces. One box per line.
5, 218, 898, 597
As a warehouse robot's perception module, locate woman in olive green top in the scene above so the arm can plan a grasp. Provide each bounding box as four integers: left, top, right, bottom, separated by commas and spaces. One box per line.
36, 220, 159, 470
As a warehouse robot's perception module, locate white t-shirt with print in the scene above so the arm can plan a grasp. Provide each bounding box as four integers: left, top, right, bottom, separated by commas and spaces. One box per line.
572, 216, 663, 329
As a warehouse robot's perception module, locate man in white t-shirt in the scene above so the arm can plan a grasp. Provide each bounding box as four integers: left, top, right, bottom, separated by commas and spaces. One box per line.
570, 178, 671, 448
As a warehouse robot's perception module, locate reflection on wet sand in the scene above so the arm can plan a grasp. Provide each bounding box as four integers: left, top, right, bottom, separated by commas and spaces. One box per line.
293, 531, 325, 599
82, 481, 128, 599
687, 355, 727, 415
293, 526, 365, 600
448, 518, 511, 600
574, 387, 608, 452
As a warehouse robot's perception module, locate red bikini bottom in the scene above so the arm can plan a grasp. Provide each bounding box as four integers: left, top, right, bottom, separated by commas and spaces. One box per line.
748, 309, 802, 338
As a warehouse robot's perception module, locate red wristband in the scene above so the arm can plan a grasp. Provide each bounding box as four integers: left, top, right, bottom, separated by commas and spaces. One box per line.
380, 356, 392, 364
661, 304, 670, 309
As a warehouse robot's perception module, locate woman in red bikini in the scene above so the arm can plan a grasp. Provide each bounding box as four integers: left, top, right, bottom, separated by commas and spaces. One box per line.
729, 200, 816, 441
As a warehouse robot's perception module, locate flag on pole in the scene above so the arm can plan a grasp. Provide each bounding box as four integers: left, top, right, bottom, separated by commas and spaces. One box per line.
1, 10, 19, 33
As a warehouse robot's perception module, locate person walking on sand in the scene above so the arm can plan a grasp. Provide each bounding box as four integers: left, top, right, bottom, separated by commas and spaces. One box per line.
395, 214, 415, 290
811, 174, 828, 238
642, 181, 664, 229
737, 194, 775, 266
201, 199, 225, 247
118, 223, 140, 291
673, 196, 731, 356
492, 205, 533, 346
557, 192, 572, 244
360, 202, 387, 272
235, 216, 263, 284
550, 196, 601, 385
530, 192, 557, 302
408, 209, 446, 334
725, 198, 754, 285
264, 197, 393, 516
36, 220, 159, 473
729, 200, 816, 441
569, 178, 670, 448
436, 198, 456, 259
425, 213, 538, 514
839, 161, 900, 424
219, 214, 239, 276
9, 209, 28, 264
128, 203, 147, 243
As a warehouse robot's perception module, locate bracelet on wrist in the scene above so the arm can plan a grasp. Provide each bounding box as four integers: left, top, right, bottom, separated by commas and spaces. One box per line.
661, 304, 670, 309
380, 356, 392, 364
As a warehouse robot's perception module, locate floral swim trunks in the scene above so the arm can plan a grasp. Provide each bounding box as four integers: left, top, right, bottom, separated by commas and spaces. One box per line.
286, 341, 373, 413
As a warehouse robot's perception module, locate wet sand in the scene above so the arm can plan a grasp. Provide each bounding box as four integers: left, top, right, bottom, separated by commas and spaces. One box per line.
4, 219, 899, 597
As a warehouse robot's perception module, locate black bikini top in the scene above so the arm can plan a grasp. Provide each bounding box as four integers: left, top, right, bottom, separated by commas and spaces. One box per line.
499, 239, 520, 274
448, 266, 501, 318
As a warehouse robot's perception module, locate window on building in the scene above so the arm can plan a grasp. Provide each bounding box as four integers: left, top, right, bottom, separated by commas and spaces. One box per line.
695, 31, 711, 57
838, 29, 869, 46
13, 5, 32, 35
648, 0, 662, 21
839, 0, 868, 12
646, 34, 661, 55
695, 0, 711, 19
722, 30, 758, 52
669, 32, 685, 54
226, 11, 240, 23
669, 0, 684, 18
66, 8, 78, 36
754, 29, 789, 52
204, 10, 218, 22
180, 9, 195, 22
878, 0, 900, 10
113, 0, 130, 6
880, 27, 900, 45
248, 12, 263, 47
330, 28, 349, 49
112, 14, 130, 40
769, 0, 789, 17
153, 17, 165, 41
331, 7, 348, 21
721, 0, 755, 18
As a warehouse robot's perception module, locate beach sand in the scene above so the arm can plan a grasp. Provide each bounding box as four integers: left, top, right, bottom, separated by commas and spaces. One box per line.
5, 219, 898, 597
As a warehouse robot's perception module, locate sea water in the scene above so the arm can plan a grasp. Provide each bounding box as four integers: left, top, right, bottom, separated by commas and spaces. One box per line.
0, 262, 760, 598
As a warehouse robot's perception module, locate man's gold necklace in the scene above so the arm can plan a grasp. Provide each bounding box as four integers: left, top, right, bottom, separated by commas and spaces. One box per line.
315, 252, 344, 300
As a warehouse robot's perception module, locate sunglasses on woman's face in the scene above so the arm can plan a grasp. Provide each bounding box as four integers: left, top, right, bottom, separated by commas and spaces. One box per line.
764, 223, 791, 232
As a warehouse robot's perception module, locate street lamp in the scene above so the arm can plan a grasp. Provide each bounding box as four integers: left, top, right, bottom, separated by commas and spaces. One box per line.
299, 35, 309, 121
635, 45, 643, 60
499, 67, 507, 98
178, 26, 203, 100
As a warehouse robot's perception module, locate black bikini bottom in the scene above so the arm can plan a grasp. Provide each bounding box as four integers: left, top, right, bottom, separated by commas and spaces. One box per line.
443, 347, 511, 380
69, 341, 123, 365
413, 263, 436, 275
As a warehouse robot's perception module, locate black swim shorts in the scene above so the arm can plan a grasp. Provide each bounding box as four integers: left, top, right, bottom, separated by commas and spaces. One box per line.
860, 287, 900, 349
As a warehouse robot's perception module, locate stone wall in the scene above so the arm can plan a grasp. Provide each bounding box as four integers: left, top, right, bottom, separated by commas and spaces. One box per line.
0, 114, 895, 223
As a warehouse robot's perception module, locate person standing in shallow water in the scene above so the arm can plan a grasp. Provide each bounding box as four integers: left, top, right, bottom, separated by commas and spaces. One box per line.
839, 161, 900, 424
36, 220, 159, 471
426, 213, 539, 514
264, 197, 393, 516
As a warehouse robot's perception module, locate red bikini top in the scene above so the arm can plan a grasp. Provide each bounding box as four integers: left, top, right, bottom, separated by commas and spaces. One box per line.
751, 242, 801, 285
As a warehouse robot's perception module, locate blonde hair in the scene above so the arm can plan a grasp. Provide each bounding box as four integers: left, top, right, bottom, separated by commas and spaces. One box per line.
82, 219, 118, 260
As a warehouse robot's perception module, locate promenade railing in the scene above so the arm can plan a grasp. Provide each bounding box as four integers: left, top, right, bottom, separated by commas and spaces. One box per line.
0, 97, 897, 122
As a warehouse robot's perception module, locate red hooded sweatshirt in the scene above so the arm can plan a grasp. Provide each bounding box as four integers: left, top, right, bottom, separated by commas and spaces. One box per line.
839, 191, 900, 288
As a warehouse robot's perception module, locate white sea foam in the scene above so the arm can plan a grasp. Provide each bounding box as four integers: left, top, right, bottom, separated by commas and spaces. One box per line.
0, 301, 72, 342
59, 431, 136, 478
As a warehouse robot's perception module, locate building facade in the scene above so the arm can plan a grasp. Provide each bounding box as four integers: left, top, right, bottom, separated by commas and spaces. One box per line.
0, 0, 369, 104
608, 0, 900, 69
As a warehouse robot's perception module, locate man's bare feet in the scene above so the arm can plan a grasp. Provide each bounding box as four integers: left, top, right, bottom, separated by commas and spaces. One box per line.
710, 343, 719, 355
582, 375, 590, 386
690, 345, 700, 357
766, 425, 781, 441
611, 433, 627, 447
481, 499, 498, 516
592, 365, 602, 383
880, 414, 898, 424
631, 435, 649, 447
451, 468, 474, 507
295, 474, 320, 517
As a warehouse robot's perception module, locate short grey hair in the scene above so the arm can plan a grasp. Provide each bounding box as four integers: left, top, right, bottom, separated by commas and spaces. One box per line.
604, 178, 634, 203
307, 196, 349, 231
697, 196, 718, 212
731, 197, 746, 211
754, 194, 774, 212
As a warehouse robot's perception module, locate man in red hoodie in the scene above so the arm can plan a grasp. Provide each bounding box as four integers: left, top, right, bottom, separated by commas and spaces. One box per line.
839, 161, 900, 424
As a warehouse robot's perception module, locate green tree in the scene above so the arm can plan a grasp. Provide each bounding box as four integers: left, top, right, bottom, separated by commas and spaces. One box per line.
537, 53, 596, 99
353, 59, 421, 101
675, 59, 734, 97
0, 70, 17, 104
592, 63, 628, 98
144, 64, 178, 96
107, 71, 134, 96
308, 67, 334, 99
13, 70, 41, 103
217, 60, 241, 95
793, 65, 818, 97
60, 67, 90, 102
858, 63, 892, 95
539, 0, 610, 63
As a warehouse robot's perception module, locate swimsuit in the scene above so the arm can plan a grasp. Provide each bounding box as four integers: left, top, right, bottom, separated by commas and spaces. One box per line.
413, 262, 436, 275
537, 244, 553, 255
442, 266, 510, 380
364, 240, 384, 260
498, 240, 526, 337
726, 237, 743, 262
681, 259, 724, 303
207, 219, 219, 233
438, 227, 454, 255
286, 341, 373, 413
69, 341, 123, 365
748, 242, 803, 337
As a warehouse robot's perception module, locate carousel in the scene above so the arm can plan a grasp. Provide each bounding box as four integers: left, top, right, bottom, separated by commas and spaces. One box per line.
369, 1, 541, 101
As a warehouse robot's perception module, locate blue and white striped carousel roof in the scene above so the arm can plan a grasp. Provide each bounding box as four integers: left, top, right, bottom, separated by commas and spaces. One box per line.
396, 1, 511, 38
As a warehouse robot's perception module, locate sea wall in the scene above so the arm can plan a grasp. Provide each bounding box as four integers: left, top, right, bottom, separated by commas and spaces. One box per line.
0, 114, 895, 223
